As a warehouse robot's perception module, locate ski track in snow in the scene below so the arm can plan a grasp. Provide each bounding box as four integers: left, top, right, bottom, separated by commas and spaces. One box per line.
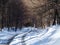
0, 25, 60, 45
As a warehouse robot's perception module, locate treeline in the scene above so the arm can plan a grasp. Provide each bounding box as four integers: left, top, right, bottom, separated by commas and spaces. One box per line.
0, 0, 23, 29
0, 0, 60, 29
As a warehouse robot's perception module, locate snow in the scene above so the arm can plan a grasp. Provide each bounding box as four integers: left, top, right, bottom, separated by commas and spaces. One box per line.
0, 25, 60, 45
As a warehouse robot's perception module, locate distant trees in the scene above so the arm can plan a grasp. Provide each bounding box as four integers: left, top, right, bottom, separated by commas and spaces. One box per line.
30, 0, 60, 28
0, 0, 60, 29
49, 0, 60, 25
0, 0, 9, 28
0, 0, 26, 29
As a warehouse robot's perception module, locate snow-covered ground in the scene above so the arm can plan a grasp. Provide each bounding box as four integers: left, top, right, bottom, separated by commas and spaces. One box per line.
0, 25, 60, 45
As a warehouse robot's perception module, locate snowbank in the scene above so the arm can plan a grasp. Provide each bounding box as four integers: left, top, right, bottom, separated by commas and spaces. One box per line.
0, 25, 60, 45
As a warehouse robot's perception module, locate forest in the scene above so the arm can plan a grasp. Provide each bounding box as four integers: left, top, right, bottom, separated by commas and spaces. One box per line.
0, 0, 60, 29
0, 0, 60, 45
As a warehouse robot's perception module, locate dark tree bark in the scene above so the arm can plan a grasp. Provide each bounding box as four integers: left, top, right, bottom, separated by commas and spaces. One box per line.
53, 0, 59, 25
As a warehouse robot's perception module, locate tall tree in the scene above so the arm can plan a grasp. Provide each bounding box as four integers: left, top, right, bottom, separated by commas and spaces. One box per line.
53, 0, 59, 25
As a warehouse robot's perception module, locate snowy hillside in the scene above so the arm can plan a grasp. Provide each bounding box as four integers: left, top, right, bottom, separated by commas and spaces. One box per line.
0, 25, 60, 45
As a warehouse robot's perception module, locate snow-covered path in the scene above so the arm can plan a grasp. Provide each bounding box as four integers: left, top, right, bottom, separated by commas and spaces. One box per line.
0, 25, 60, 45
